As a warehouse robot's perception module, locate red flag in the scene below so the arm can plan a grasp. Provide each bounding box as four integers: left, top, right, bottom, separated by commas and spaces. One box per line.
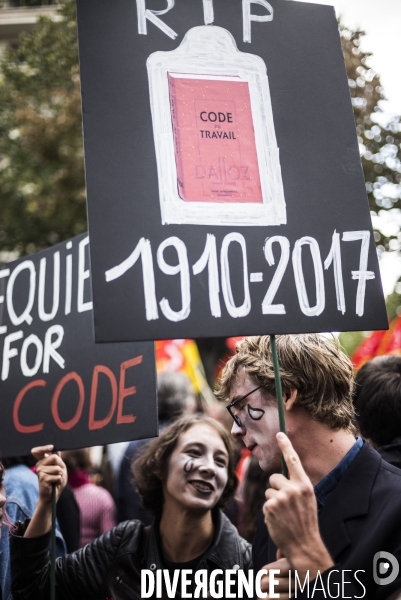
376, 316, 401, 357
351, 329, 387, 369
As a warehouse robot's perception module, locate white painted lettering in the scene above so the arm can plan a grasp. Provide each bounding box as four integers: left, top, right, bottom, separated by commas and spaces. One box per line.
6, 261, 36, 326
65, 249, 72, 316
43, 324, 65, 373
78, 236, 93, 313
243, 0, 273, 43
38, 252, 60, 322
2, 330, 23, 381
0, 268, 10, 308
21, 334, 43, 378
136, 0, 178, 39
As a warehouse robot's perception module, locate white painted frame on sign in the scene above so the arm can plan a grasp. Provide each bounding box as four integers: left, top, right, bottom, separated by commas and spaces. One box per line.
146, 25, 287, 227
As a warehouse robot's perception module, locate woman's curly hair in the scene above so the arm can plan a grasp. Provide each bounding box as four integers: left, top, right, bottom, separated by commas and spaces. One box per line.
132, 414, 238, 515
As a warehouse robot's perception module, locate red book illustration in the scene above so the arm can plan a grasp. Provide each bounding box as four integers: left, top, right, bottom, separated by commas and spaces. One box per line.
168, 74, 263, 204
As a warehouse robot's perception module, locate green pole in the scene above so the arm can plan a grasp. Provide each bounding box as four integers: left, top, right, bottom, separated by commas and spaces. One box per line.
270, 335, 288, 477
51, 477, 57, 600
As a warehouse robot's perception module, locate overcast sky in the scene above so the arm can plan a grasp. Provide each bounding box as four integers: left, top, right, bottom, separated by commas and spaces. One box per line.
294, 0, 401, 119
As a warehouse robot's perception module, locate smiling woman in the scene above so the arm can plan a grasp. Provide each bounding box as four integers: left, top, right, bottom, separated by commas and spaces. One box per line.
10, 415, 252, 600
132, 415, 237, 517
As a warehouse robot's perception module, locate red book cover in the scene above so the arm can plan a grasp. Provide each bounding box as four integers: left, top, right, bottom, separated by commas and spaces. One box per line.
168, 74, 263, 204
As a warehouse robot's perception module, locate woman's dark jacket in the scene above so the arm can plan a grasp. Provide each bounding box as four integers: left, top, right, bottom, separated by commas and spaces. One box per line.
11, 511, 252, 600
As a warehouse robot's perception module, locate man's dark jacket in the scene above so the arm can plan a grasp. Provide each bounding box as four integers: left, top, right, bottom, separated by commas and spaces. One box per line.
11, 510, 252, 600
377, 436, 401, 471
253, 442, 401, 599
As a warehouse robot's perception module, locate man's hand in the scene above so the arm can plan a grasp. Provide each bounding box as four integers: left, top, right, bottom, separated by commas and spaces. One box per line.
263, 432, 334, 581
258, 554, 291, 599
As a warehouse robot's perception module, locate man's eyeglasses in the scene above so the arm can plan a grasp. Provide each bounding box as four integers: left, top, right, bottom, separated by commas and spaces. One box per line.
226, 385, 265, 428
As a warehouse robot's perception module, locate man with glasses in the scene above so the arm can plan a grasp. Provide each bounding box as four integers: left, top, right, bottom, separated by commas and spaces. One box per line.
217, 334, 401, 599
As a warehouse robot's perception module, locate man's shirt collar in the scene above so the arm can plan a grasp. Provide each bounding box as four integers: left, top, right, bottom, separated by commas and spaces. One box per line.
314, 437, 364, 509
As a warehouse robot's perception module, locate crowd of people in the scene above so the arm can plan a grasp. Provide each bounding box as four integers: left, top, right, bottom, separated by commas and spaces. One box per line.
1, 334, 401, 599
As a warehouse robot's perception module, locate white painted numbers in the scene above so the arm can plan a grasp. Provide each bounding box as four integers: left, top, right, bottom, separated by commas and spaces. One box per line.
105, 231, 376, 323
293, 237, 325, 317
262, 236, 289, 315
192, 234, 221, 318
157, 237, 191, 322
220, 233, 251, 319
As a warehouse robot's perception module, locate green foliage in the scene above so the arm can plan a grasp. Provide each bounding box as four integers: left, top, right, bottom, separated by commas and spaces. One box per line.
0, 0, 85, 255
338, 330, 366, 358
341, 26, 401, 253
384, 279, 401, 322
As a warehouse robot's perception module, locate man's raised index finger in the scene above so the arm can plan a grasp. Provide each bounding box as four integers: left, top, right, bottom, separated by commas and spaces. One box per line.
276, 432, 308, 481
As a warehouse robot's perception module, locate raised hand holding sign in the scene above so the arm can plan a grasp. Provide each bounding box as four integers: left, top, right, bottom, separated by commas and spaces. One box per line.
262, 433, 334, 590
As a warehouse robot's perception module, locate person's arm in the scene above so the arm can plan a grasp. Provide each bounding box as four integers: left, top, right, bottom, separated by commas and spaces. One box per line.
24, 446, 66, 540
259, 435, 401, 599
11, 519, 130, 600
259, 433, 334, 598
263, 433, 333, 578
10, 446, 123, 600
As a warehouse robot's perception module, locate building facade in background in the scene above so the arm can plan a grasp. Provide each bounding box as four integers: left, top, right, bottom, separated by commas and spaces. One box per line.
0, 1, 59, 53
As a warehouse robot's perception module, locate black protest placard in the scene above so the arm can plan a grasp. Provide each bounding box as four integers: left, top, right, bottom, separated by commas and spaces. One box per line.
0, 234, 157, 458
76, 0, 387, 342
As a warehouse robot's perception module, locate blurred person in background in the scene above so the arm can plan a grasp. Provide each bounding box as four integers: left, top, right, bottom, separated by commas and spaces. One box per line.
116, 371, 196, 523
239, 456, 269, 544
354, 355, 401, 469
0, 456, 68, 600
11, 414, 251, 600
61, 448, 116, 547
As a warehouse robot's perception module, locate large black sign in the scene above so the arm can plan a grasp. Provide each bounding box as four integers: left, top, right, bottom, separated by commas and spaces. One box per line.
0, 235, 157, 457
76, 0, 387, 342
